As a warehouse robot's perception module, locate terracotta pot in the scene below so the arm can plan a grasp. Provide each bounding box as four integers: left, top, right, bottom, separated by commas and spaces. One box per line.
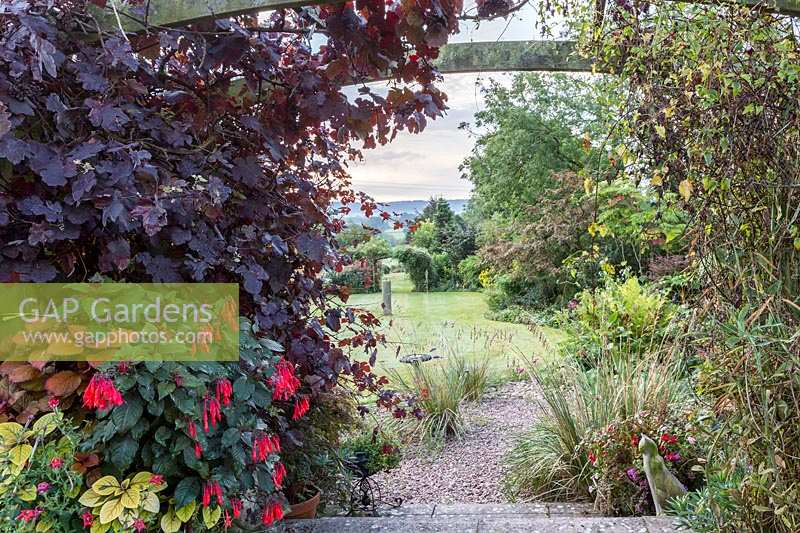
285, 490, 321, 519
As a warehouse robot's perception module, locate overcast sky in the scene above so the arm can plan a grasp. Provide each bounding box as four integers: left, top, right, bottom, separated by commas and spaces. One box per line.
346, 6, 547, 202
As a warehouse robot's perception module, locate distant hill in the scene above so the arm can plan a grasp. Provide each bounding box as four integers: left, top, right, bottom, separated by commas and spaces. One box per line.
378, 199, 469, 216
334, 199, 469, 231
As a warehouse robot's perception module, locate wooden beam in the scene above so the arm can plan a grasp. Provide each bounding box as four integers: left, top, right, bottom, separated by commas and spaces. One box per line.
114, 0, 800, 29
435, 40, 592, 74
111, 0, 329, 29
227, 41, 592, 93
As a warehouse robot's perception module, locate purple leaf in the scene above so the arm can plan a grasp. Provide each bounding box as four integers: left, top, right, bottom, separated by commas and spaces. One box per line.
30, 149, 76, 187
103, 38, 139, 71
4, 97, 33, 116
101, 196, 126, 226
85, 99, 129, 132
131, 203, 167, 236
0, 136, 31, 164
26, 261, 57, 282
17, 196, 62, 222
67, 140, 106, 162
207, 176, 231, 205
77, 67, 109, 92
71, 172, 96, 201
30, 34, 58, 79
136, 253, 181, 282
99, 239, 131, 272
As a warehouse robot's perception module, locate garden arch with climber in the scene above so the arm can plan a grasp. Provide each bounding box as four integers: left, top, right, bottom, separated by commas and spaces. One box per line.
0, 0, 798, 531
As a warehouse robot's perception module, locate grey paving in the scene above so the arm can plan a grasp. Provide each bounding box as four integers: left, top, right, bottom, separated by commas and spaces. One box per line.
281, 516, 682, 532
278, 504, 686, 532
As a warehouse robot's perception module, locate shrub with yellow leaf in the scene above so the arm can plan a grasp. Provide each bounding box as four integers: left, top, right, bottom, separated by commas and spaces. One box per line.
79, 472, 167, 533
0, 410, 84, 532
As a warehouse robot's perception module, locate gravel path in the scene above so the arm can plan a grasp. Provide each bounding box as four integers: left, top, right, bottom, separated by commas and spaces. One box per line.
373, 380, 543, 504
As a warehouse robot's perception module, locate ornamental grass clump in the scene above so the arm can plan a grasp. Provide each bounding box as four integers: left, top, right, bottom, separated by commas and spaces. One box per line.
504, 346, 698, 511
388, 354, 493, 445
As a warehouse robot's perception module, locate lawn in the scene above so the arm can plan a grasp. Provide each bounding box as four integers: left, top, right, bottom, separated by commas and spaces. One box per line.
346, 273, 562, 375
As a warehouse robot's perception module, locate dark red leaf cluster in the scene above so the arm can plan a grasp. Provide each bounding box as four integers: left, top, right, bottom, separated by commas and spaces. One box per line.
0, 0, 461, 395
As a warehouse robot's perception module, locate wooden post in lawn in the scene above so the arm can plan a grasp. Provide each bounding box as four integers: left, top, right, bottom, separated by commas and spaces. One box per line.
382, 279, 392, 316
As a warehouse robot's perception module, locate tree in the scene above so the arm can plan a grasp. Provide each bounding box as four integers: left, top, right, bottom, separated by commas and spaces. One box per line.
337, 225, 375, 251
461, 73, 606, 220
395, 247, 437, 292
353, 238, 392, 284
409, 221, 437, 251
411, 198, 476, 287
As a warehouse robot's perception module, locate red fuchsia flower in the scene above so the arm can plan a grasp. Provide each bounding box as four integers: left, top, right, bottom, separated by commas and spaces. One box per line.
174, 373, 183, 387
261, 501, 284, 526
82, 374, 124, 410
630, 434, 640, 447
17, 508, 43, 523
588, 451, 597, 465
47, 397, 59, 409
216, 378, 233, 407
116, 362, 130, 374
149, 474, 164, 485
660, 433, 678, 445
231, 498, 242, 518
202, 482, 211, 508
272, 462, 287, 489
195, 442, 203, 459
292, 396, 310, 421
36, 482, 50, 494
203, 481, 223, 508
251, 433, 281, 463
271, 359, 300, 401
214, 481, 223, 506
132, 518, 146, 532
187, 420, 197, 439
81, 512, 93, 528
224, 509, 232, 528
49, 457, 63, 469
665, 452, 682, 462
202, 395, 223, 432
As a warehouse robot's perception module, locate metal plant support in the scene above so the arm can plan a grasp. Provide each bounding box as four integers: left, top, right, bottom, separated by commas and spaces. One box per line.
344, 452, 402, 516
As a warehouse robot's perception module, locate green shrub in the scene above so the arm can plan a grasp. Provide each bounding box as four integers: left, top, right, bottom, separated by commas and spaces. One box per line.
696, 315, 800, 531
485, 274, 564, 312
668, 470, 746, 533
432, 252, 455, 288
280, 390, 357, 510
562, 277, 677, 367
340, 429, 401, 477
395, 246, 437, 292
456, 255, 482, 290
328, 266, 377, 293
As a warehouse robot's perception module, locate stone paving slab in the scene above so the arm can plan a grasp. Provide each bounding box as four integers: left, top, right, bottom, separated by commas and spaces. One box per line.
432, 503, 550, 516
281, 516, 684, 533
378, 502, 595, 518
379, 504, 437, 517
